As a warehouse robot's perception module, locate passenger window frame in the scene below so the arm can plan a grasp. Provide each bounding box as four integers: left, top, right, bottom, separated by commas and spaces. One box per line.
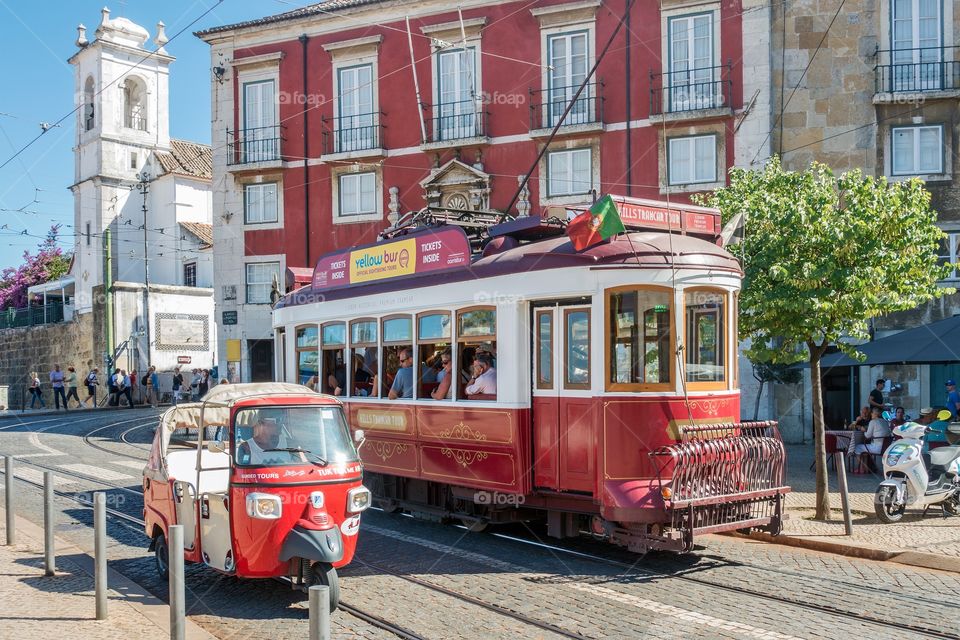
604, 285, 676, 393
683, 287, 729, 391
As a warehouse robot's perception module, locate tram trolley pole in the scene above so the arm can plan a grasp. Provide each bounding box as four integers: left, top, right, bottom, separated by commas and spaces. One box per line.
94, 492, 107, 620
43, 471, 55, 575
309, 585, 331, 640
169, 524, 185, 640
5, 456, 13, 545
836, 452, 854, 536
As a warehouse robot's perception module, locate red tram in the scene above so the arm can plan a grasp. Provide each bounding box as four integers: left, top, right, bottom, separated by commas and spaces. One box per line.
272, 197, 788, 553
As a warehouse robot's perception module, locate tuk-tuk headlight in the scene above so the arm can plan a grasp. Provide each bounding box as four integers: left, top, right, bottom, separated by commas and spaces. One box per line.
246, 493, 282, 520
346, 486, 371, 513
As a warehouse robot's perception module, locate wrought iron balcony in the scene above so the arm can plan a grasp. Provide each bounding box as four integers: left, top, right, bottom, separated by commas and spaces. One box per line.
875, 46, 960, 94
650, 63, 732, 116
424, 100, 487, 143
124, 113, 147, 131
529, 82, 603, 130
227, 125, 282, 165
322, 112, 383, 155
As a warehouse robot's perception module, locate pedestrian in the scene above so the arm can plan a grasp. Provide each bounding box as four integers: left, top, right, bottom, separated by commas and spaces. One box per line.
50, 364, 67, 410
120, 370, 134, 408
144, 365, 158, 408
111, 369, 123, 406
64, 366, 81, 409
28, 371, 44, 409
946, 380, 960, 420
84, 367, 99, 408
171, 367, 183, 405
130, 368, 139, 405
190, 369, 201, 402
868, 379, 886, 412
200, 369, 210, 398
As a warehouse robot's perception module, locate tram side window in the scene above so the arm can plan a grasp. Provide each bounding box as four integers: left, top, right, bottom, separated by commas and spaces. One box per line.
382, 315, 413, 399
295, 325, 318, 388
608, 289, 671, 388
349, 320, 378, 397
457, 308, 497, 401
321, 322, 346, 396
417, 312, 452, 400
685, 290, 726, 385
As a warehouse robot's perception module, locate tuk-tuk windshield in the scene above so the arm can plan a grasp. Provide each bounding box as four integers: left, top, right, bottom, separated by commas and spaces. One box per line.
234, 406, 359, 467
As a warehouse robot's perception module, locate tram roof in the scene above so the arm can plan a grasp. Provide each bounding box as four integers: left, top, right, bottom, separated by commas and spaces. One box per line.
276, 231, 740, 309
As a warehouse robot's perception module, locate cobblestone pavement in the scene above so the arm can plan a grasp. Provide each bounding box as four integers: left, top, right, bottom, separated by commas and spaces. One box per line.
782, 444, 960, 558
1, 412, 959, 639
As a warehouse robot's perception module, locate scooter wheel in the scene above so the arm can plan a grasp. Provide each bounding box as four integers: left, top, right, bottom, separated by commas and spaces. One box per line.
874, 486, 905, 523
308, 562, 339, 612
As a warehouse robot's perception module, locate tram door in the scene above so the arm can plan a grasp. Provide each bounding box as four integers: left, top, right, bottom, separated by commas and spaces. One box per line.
532, 305, 594, 493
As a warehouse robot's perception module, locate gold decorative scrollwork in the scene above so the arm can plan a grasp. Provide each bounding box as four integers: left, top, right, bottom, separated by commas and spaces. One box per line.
437, 421, 487, 441
370, 441, 410, 463
688, 398, 728, 417
440, 447, 489, 468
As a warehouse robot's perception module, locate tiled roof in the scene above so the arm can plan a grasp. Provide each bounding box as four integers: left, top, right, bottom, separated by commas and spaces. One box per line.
154, 139, 212, 180
195, 0, 383, 37
179, 222, 214, 248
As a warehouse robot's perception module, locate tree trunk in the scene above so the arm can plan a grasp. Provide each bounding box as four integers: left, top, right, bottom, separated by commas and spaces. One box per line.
754, 379, 764, 421
809, 346, 831, 520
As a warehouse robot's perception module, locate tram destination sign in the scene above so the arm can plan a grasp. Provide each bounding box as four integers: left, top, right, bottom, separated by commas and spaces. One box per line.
609, 195, 721, 239
312, 226, 471, 291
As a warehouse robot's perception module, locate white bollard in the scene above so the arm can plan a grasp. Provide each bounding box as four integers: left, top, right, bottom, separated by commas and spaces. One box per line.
309, 585, 331, 640
169, 524, 185, 640
43, 472, 54, 576
5, 456, 14, 545
94, 492, 107, 619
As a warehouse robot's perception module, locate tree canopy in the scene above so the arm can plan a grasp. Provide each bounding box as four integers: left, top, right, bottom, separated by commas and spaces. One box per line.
697, 157, 952, 519
0, 225, 72, 311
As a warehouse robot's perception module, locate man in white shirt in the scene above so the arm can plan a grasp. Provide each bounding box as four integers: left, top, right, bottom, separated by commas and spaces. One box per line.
238, 418, 288, 465
465, 353, 496, 399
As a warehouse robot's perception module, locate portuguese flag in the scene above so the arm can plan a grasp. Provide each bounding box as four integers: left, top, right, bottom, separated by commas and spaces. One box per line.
566, 195, 626, 251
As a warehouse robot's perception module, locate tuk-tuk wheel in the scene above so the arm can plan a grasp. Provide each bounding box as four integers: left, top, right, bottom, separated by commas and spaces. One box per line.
155, 533, 169, 580
308, 562, 339, 612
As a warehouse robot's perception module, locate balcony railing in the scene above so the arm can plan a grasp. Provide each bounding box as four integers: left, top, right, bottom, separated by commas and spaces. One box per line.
425, 100, 487, 143
322, 112, 383, 155
650, 63, 732, 116
529, 82, 603, 130
0, 302, 65, 330
124, 112, 147, 131
227, 125, 282, 165
875, 46, 960, 94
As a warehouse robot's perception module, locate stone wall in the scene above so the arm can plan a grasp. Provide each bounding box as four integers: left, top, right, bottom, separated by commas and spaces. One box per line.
0, 312, 95, 409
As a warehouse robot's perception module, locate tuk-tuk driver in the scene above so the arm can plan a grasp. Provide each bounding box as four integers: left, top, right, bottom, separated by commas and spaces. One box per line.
238, 416, 289, 465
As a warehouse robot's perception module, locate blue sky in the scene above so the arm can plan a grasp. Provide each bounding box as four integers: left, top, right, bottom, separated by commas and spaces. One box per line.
0, 0, 286, 270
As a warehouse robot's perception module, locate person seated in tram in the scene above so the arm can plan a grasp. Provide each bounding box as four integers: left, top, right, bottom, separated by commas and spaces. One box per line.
459, 346, 477, 385
431, 353, 453, 400
436, 349, 452, 383
420, 352, 441, 385
352, 354, 373, 396
388, 347, 414, 400
327, 355, 346, 396
465, 353, 496, 399
237, 416, 290, 465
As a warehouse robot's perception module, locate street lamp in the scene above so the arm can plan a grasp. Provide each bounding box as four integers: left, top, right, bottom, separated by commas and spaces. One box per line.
135, 171, 152, 368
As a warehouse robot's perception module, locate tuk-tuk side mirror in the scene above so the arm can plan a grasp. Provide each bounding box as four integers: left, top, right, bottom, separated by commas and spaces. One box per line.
354, 429, 365, 446
207, 439, 226, 455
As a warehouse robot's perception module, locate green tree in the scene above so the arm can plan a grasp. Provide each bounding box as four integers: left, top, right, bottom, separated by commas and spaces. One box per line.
697, 158, 952, 520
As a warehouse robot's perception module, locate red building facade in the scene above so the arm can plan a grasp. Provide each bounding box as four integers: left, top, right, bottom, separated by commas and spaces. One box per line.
198, 0, 772, 381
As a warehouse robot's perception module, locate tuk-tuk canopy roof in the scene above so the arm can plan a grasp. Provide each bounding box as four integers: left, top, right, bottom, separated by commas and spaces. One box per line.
201, 382, 315, 406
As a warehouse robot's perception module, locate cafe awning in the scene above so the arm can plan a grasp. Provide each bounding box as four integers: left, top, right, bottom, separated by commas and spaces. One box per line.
820, 315, 960, 368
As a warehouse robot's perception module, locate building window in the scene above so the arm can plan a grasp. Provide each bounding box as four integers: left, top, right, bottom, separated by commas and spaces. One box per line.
245, 262, 280, 304
436, 48, 479, 140
668, 135, 717, 185
339, 172, 377, 216
891, 125, 943, 175
122, 77, 147, 131
547, 148, 591, 196
685, 289, 726, 387
244, 183, 279, 224
241, 79, 279, 162
85, 222, 91, 246
940, 232, 959, 281
607, 287, 672, 390
667, 14, 716, 111
891, 0, 942, 91
183, 262, 197, 288
337, 64, 376, 152
84, 76, 95, 131
547, 32, 590, 126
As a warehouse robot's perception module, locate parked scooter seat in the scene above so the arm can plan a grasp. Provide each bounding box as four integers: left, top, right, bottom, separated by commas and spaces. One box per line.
929, 446, 960, 470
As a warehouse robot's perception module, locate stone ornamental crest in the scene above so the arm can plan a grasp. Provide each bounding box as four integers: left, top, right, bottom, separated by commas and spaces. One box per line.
419, 158, 491, 212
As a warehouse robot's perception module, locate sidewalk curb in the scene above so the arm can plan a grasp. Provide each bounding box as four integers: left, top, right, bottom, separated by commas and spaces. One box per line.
727, 531, 960, 574
2, 507, 216, 639
0, 406, 163, 420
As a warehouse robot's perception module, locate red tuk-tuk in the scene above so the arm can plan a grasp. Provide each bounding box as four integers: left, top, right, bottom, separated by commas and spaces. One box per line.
143, 383, 369, 609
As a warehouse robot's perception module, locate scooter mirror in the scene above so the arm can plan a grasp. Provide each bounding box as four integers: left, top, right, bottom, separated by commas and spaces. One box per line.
937, 409, 953, 422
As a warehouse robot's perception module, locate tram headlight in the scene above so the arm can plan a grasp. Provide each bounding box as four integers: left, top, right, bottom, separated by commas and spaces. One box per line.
246, 493, 282, 520
346, 486, 372, 513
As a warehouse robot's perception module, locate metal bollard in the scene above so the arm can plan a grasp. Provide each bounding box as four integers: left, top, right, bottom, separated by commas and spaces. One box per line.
308, 585, 331, 640
4, 456, 13, 545
94, 492, 107, 619
836, 452, 854, 536
43, 472, 55, 575
169, 524, 185, 640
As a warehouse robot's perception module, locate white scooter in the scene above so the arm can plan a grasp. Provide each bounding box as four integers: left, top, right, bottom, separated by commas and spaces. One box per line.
874, 411, 960, 523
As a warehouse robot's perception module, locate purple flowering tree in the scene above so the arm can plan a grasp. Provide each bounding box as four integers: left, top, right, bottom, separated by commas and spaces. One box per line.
0, 225, 72, 311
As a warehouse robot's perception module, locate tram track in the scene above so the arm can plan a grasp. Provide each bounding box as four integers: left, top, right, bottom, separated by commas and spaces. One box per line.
82, 417, 156, 460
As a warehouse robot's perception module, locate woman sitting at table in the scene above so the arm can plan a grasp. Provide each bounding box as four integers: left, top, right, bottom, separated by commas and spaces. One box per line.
890, 406, 907, 428
848, 406, 871, 431
850, 407, 891, 473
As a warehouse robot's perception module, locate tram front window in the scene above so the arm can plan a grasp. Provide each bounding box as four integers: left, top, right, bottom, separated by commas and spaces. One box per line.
609, 289, 671, 387
234, 406, 359, 467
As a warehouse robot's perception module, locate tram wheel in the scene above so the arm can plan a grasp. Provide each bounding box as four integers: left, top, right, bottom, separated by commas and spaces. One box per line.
378, 499, 401, 514
308, 562, 340, 612
154, 533, 169, 580
459, 517, 489, 533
